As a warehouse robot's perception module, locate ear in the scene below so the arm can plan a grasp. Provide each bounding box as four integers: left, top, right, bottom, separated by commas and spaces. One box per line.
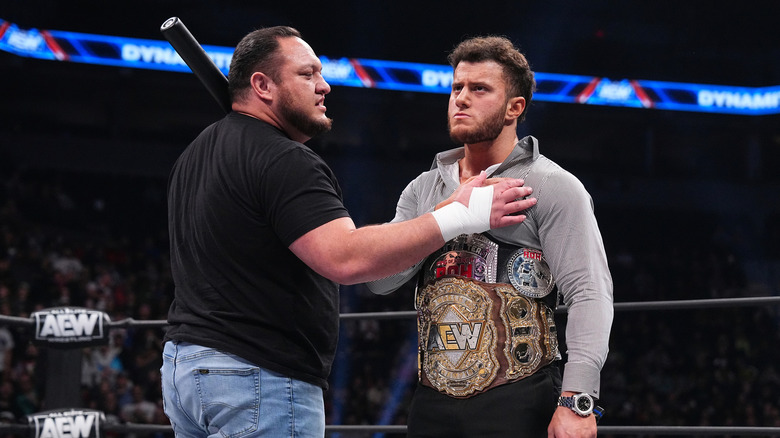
250, 71, 274, 101
505, 96, 526, 121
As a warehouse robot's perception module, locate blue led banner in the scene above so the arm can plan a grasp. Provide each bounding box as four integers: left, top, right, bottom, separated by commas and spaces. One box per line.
2, 18, 778, 116
0, 19, 233, 72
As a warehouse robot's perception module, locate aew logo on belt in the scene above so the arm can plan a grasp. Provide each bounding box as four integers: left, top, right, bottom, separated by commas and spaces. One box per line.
426, 320, 484, 353
32, 307, 110, 348
425, 305, 485, 364
27, 409, 104, 438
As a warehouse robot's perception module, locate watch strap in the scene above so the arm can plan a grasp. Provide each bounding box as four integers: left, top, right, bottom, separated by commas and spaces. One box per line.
557, 395, 577, 410
593, 405, 605, 423
557, 393, 601, 420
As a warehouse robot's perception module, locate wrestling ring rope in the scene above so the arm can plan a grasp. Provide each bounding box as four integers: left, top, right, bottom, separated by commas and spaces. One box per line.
1, 295, 779, 437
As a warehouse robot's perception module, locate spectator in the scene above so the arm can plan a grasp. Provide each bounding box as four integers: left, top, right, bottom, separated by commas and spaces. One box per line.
0, 326, 13, 383
13, 371, 38, 416
119, 385, 156, 424
0, 380, 19, 421
0, 155, 778, 433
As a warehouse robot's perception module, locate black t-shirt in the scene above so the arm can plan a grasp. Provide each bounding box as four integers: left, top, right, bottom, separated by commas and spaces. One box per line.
165, 112, 350, 388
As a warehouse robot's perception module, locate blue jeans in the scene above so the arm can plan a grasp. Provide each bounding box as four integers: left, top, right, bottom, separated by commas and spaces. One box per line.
161, 341, 325, 438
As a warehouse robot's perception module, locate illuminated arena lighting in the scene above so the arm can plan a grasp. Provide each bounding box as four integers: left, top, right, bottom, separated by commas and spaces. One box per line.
2, 18, 779, 116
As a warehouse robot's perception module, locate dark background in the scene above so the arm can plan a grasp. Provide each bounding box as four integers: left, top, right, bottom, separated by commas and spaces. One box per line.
1, 0, 780, 433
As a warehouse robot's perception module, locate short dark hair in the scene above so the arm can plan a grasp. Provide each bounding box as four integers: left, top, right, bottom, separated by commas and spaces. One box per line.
448, 36, 535, 122
227, 26, 302, 102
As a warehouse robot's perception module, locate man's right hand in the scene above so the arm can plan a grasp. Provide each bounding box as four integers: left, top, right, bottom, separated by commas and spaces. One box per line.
436, 171, 536, 227
430, 171, 536, 241
290, 171, 536, 285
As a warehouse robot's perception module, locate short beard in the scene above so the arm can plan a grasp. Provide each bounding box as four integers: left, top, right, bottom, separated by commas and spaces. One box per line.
279, 92, 333, 139
448, 105, 506, 145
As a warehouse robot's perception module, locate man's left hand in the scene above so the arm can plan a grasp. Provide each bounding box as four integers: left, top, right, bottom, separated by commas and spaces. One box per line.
547, 405, 597, 438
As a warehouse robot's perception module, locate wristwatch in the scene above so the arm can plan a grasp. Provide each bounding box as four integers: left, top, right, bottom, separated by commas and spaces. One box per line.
557, 393, 594, 417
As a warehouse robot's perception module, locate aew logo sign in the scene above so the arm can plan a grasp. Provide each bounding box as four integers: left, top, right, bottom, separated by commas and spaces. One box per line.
32, 307, 110, 348
27, 409, 104, 438
426, 321, 483, 352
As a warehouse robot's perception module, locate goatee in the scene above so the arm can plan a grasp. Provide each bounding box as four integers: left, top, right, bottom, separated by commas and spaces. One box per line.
279, 93, 333, 138
448, 105, 505, 144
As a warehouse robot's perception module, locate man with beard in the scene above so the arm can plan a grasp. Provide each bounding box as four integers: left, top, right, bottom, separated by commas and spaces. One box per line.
161, 27, 538, 438
367, 36, 613, 437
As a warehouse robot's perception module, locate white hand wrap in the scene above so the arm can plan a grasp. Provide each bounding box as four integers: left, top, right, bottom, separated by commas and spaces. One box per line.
431, 185, 494, 242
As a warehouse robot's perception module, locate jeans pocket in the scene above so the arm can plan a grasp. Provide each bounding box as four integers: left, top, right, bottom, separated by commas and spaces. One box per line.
195, 367, 260, 438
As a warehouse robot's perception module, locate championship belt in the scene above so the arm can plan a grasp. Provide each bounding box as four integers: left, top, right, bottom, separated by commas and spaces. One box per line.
415, 234, 560, 398
421, 233, 499, 284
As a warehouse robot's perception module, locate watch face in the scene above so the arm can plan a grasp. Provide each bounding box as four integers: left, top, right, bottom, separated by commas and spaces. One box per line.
575, 394, 593, 414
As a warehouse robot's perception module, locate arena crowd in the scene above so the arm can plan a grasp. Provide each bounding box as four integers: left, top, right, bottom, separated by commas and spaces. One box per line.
0, 164, 778, 437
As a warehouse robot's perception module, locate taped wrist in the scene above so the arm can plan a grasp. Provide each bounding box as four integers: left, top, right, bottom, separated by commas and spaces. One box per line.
431, 185, 494, 242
